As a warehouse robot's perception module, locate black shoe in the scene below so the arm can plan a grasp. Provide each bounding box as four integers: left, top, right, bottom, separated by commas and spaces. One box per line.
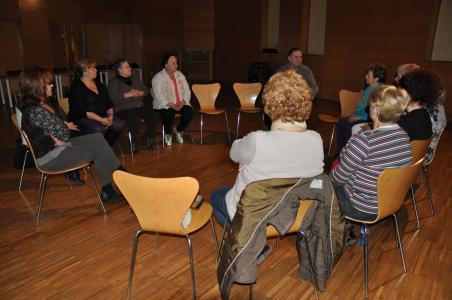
345, 230, 357, 246
101, 190, 123, 203
65, 171, 85, 186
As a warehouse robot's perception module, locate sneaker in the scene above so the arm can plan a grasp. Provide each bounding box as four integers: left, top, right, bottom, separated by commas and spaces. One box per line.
101, 190, 123, 203
164, 134, 172, 146
256, 244, 272, 265
173, 128, 184, 144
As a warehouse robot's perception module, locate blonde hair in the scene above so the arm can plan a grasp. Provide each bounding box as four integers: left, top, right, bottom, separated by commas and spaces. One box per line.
369, 85, 409, 123
397, 63, 420, 79
262, 70, 312, 122
75, 58, 96, 77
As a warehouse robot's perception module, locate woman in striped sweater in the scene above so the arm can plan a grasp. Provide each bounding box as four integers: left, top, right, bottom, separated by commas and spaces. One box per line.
330, 85, 413, 245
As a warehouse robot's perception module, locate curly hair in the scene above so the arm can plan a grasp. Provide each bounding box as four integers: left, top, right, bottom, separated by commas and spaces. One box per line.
17, 66, 54, 111
398, 69, 443, 109
262, 70, 312, 122
368, 63, 387, 83
369, 85, 409, 123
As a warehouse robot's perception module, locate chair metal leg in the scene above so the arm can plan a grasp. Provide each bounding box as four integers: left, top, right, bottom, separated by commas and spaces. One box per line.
19, 149, 29, 191
410, 186, 421, 229
127, 229, 144, 300
209, 217, 219, 251
362, 224, 369, 299
327, 124, 336, 156
35, 173, 47, 226
224, 112, 231, 142
424, 166, 434, 216
85, 166, 106, 215
300, 231, 319, 300
393, 214, 407, 273
128, 131, 134, 158
186, 234, 197, 300
216, 220, 228, 262
200, 114, 204, 144
236, 112, 241, 140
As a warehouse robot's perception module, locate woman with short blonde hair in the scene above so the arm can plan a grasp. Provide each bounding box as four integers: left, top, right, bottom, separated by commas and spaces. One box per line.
211, 70, 324, 228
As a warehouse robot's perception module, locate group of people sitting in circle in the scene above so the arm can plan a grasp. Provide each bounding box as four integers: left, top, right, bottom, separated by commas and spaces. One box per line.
17, 48, 446, 244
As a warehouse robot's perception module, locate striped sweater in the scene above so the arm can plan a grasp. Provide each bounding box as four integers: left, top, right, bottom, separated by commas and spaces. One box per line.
330, 125, 413, 215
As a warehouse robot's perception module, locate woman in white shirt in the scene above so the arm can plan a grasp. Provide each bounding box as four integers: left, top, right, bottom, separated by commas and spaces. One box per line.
211, 70, 324, 228
151, 53, 193, 146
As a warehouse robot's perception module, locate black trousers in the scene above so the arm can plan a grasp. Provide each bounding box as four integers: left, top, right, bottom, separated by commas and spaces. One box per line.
156, 105, 193, 134
336, 117, 368, 154
117, 103, 156, 143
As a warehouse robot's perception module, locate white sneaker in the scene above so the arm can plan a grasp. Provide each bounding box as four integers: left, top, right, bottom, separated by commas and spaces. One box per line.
164, 134, 172, 146
173, 128, 184, 144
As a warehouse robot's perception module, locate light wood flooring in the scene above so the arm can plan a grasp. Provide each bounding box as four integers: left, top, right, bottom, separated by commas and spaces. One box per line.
0, 94, 451, 299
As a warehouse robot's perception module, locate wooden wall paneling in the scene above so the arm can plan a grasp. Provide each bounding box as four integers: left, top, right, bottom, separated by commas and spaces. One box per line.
214, 0, 262, 83
0, 21, 23, 76
0, 0, 20, 20
183, 0, 214, 50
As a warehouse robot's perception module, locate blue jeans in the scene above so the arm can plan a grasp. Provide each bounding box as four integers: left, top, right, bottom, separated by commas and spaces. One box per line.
211, 187, 232, 229
334, 185, 376, 221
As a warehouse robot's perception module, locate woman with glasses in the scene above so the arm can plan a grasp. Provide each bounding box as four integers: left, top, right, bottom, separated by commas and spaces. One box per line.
19, 66, 125, 203
68, 58, 126, 146
108, 59, 156, 152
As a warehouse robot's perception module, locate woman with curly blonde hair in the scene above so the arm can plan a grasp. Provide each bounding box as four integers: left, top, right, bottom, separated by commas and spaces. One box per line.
211, 70, 324, 228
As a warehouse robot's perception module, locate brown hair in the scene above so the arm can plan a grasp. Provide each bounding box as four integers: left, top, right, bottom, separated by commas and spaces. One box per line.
369, 85, 409, 123
262, 70, 312, 122
74, 58, 96, 77
17, 66, 54, 110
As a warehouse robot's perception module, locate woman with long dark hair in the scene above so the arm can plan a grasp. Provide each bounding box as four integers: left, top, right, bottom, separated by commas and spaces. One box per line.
18, 66, 124, 203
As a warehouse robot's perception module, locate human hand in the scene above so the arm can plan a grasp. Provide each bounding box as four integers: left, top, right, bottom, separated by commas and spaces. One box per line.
348, 115, 360, 123
66, 122, 79, 131
100, 117, 110, 126
50, 135, 66, 147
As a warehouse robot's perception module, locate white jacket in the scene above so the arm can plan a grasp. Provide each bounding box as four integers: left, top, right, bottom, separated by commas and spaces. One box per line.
151, 69, 191, 110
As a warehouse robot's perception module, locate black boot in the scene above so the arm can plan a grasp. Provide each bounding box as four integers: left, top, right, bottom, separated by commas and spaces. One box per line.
104, 129, 122, 146
64, 170, 85, 186
101, 183, 123, 203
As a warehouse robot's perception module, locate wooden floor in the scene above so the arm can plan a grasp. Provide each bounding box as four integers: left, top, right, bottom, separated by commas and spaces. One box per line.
0, 92, 451, 300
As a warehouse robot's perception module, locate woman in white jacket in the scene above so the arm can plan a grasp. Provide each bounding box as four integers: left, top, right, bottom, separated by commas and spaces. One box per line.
152, 52, 193, 146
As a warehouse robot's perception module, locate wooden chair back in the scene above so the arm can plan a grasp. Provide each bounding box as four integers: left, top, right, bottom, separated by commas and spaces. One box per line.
375, 158, 425, 222
338, 89, 362, 117
59, 98, 70, 115
266, 200, 314, 237
192, 83, 221, 111
113, 171, 199, 234
233, 82, 262, 110
411, 139, 431, 163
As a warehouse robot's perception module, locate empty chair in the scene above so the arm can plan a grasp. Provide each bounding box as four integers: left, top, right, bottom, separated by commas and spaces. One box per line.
113, 171, 218, 300
345, 158, 424, 298
192, 83, 230, 144
233, 82, 263, 139
318, 89, 362, 155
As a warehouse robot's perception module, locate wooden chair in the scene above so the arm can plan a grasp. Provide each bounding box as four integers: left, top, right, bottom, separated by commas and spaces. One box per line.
11, 113, 30, 191
232, 82, 263, 139
345, 158, 425, 298
318, 89, 362, 156
12, 113, 106, 225
217, 199, 318, 300
409, 139, 431, 229
113, 171, 218, 300
192, 83, 231, 144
